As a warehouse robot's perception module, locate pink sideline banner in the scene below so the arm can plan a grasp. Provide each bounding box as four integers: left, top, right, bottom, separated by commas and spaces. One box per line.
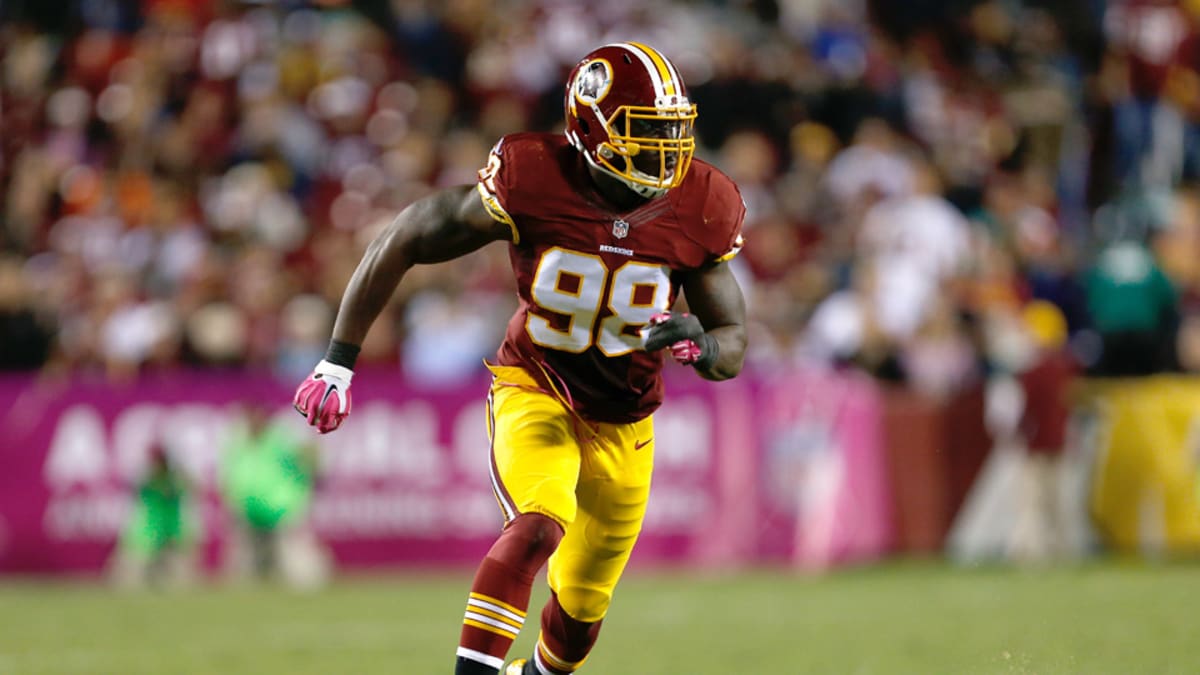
0, 368, 893, 574
754, 369, 894, 569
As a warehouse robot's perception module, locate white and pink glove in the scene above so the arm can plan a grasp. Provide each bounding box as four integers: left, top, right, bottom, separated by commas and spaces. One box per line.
293, 360, 354, 434
643, 312, 718, 369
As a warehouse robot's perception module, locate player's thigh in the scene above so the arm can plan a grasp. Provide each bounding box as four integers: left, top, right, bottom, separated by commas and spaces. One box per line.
548, 415, 655, 622
488, 380, 582, 528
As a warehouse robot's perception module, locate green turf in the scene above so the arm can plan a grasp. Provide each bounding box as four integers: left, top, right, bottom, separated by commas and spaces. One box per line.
0, 562, 1196, 674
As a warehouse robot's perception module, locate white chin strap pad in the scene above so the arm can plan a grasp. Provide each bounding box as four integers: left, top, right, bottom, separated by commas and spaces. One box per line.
579, 146, 669, 198
624, 180, 668, 198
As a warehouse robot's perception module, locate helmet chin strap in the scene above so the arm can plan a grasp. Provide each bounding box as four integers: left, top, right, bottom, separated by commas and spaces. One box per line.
577, 142, 669, 199
624, 179, 669, 199
615, 169, 669, 198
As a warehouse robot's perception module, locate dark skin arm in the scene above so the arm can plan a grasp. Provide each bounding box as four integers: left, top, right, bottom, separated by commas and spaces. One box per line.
331, 186, 512, 346
680, 260, 747, 381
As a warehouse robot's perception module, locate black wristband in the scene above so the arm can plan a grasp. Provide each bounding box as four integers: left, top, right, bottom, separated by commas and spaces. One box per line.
324, 340, 361, 369
693, 333, 720, 372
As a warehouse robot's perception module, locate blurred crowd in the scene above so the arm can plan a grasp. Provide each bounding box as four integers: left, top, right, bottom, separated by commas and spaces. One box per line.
4, 0, 1200, 395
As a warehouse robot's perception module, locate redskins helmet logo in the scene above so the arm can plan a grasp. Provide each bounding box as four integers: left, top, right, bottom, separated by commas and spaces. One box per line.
573, 59, 613, 106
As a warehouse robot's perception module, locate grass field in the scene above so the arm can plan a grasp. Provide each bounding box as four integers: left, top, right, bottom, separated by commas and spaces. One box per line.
0, 562, 1197, 674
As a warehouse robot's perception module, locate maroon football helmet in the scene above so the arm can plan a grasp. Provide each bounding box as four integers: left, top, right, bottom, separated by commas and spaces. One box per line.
564, 42, 697, 198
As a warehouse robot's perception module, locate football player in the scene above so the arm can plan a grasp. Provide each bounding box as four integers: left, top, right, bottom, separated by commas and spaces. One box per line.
294, 42, 747, 675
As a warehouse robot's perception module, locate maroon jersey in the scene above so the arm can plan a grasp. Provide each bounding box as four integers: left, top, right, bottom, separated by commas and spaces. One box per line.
476, 132, 745, 423
1019, 350, 1077, 454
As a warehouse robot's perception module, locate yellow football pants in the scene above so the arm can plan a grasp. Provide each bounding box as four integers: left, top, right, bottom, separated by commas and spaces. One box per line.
485, 365, 655, 622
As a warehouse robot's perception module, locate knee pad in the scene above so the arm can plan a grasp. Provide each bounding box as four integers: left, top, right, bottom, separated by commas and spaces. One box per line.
553, 585, 611, 623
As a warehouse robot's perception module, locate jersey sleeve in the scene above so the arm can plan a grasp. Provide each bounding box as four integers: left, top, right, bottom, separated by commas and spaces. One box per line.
712, 229, 745, 264
476, 137, 522, 244
702, 172, 747, 266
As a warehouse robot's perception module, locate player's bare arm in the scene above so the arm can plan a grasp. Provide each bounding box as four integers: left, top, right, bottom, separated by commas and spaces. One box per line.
679, 261, 747, 381
293, 186, 509, 433
332, 186, 512, 347
644, 260, 747, 382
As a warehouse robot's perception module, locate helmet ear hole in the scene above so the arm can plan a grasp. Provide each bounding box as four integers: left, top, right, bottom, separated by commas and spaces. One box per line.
577, 117, 590, 135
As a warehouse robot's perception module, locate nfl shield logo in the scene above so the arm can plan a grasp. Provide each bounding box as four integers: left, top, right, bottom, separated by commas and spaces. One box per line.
612, 219, 630, 239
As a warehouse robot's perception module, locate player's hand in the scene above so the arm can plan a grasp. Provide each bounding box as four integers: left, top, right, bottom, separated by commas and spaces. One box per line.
643, 312, 712, 367
293, 360, 354, 434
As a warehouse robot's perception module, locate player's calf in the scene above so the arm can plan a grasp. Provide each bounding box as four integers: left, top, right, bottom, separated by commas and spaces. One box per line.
507, 591, 602, 675
456, 514, 564, 675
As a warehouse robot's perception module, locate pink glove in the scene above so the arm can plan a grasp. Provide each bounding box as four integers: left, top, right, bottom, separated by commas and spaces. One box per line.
645, 312, 705, 366
293, 360, 353, 434
666, 339, 703, 365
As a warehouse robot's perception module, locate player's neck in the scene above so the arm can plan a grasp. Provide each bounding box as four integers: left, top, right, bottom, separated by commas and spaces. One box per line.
585, 164, 653, 212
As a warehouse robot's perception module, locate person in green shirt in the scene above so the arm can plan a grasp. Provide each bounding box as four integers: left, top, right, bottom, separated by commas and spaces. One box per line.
221, 404, 328, 587
109, 445, 197, 588
1084, 240, 1179, 376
